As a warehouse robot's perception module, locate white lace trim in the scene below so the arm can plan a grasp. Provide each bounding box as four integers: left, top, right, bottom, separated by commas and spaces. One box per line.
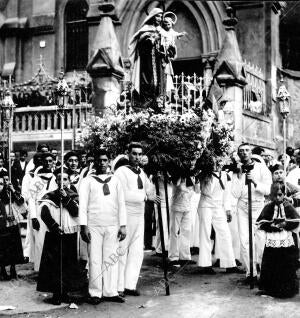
265, 230, 294, 248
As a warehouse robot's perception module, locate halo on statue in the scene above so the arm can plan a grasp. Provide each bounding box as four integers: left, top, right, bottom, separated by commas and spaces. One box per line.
163, 11, 177, 25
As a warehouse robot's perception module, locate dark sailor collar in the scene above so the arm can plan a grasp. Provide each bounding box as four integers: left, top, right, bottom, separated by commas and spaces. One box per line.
92, 174, 112, 195
126, 165, 143, 189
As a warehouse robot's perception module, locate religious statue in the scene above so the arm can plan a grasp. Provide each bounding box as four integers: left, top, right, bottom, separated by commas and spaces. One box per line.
160, 12, 187, 96
130, 8, 186, 112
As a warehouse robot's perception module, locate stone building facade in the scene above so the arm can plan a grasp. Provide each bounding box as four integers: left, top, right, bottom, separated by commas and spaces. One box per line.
0, 0, 298, 154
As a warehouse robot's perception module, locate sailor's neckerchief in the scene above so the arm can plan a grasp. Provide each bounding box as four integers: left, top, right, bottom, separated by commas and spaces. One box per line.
91, 173, 113, 195
212, 171, 225, 190
126, 165, 143, 189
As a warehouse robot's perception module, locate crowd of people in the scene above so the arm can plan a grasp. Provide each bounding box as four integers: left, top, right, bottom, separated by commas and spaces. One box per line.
0, 82, 92, 108
0, 142, 299, 306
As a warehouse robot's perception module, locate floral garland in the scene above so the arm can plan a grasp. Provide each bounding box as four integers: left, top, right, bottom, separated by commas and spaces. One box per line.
78, 108, 234, 175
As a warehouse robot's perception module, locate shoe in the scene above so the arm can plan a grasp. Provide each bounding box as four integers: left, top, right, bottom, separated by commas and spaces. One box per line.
240, 276, 258, 285
118, 291, 125, 298
154, 251, 168, 257
225, 267, 245, 274
10, 267, 17, 280
256, 290, 268, 296
200, 267, 216, 275
103, 295, 125, 303
124, 289, 140, 296
179, 260, 196, 266
87, 296, 102, 305
144, 246, 155, 251
235, 259, 242, 267
169, 260, 180, 266
213, 259, 220, 268
45, 294, 62, 306
24, 257, 29, 264
61, 293, 72, 304
0, 268, 10, 281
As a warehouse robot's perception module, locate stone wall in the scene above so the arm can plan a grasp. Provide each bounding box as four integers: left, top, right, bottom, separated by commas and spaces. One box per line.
235, 4, 266, 72
285, 76, 300, 148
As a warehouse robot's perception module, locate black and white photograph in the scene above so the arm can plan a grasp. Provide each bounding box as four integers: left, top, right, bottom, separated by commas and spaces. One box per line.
0, 0, 299, 317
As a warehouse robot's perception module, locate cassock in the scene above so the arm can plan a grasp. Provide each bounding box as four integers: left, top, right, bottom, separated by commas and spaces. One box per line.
37, 188, 86, 294
26, 166, 57, 271
257, 202, 300, 298
0, 189, 25, 267
21, 170, 36, 260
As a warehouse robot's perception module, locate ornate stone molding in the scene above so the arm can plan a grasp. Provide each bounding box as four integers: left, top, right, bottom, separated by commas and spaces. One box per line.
87, 0, 120, 25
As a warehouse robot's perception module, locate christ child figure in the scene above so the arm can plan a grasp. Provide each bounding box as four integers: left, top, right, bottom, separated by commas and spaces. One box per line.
160, 12, 187, 94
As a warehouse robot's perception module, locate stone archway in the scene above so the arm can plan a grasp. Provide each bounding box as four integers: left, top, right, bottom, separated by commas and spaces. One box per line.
118, 0, 225, 60
117, 0, 225, 77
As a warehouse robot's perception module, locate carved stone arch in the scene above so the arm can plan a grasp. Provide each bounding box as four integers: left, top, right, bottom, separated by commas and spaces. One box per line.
119, 0, 225, 59
165, 1, 206, 54
206, 1, 226, 50
193, 1, 225, 51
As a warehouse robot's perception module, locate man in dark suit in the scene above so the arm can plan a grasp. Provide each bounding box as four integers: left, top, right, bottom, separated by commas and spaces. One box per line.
12, 150, 28, 187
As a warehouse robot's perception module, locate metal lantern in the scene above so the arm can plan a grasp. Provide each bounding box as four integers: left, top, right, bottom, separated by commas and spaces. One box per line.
276, 76, 290, 193
277, 77, 290, 118
57, 72, 69, 110
1, 90, 15, 123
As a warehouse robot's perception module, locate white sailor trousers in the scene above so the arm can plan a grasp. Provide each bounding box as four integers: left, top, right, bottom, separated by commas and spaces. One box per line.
198, 205, 236, 268
215, 207, 241, 262
237, 201, 265, 277
118, 213, 144, 291
190, 193, 200, 248
168, 210, 191, 261
88, 225, 119, 298
228, 207, 241, 260
154, 204, 169, 253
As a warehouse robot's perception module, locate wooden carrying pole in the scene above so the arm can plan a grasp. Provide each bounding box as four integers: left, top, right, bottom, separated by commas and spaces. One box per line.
59, 109, 64, 297
7, 119, 12, 217
246, 176, 254, 289
57, 77, 67, 297
163, 171, 170, 234
154, 177, 170, 296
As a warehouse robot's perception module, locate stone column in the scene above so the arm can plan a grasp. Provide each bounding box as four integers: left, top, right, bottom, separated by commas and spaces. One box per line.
86, 0, 124, 115
214, 7, 247, 145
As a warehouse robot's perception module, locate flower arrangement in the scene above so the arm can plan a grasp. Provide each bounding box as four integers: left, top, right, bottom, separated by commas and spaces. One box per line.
79, 107, 233, 175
